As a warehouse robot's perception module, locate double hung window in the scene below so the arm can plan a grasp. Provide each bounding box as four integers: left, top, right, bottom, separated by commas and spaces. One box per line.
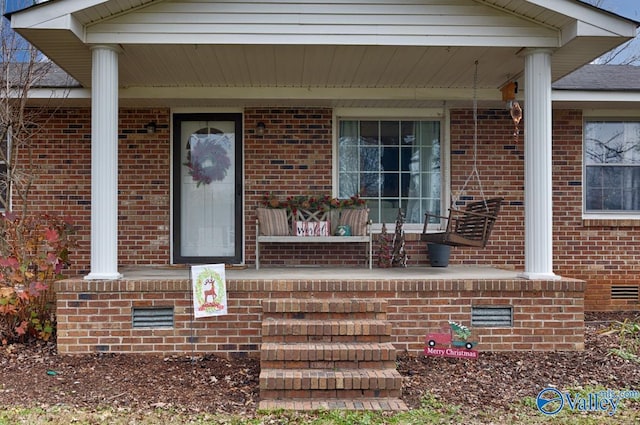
338, 119, 442, 225
584, 119, 640, 214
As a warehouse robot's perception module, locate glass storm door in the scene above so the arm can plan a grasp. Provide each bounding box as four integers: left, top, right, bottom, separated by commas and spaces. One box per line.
172, 113, 243, 264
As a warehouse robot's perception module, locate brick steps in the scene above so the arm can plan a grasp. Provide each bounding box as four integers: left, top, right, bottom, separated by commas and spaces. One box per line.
262, 319, 392, 343
259, 369, 402, 397
258, 398, 408, 411
262, 299, 388, 320
259, 298, 407, 411
260, 341, 398, 369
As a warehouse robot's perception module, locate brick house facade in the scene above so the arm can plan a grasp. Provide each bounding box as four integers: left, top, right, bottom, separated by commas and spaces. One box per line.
21, 105, 639, 312
7, 0, 640, 358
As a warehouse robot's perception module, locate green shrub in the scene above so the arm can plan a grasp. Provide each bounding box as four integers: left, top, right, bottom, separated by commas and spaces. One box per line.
0, 213, 75, 344
600, 317, 640, 363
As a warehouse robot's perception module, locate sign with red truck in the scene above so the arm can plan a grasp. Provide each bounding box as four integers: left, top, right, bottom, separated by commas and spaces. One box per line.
424, 321, 479, 360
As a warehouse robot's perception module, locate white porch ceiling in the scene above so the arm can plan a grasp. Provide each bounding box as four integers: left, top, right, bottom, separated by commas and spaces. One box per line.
118, 44, 521, 89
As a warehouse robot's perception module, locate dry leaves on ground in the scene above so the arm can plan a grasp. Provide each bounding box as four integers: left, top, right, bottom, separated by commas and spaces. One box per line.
0, 311, 638, 417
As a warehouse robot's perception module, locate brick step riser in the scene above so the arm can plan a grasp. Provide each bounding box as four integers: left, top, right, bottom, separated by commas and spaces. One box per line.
262, 335, 392, 343
261, 323, 392, 337
261, 360, 398, 369
260, 371, 403, 391
262, 312, 387, 320
260, 345, 397, 363
260, 389, 402, 400
261, 300, 387, 315
258, 398, 408, 411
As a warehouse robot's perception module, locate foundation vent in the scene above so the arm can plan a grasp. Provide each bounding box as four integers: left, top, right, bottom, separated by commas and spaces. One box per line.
611, 285, 639, 300
471, 306, 513, 327
132, 307, 174, 328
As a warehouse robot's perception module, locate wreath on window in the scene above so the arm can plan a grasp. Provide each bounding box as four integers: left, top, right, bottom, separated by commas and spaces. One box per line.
184, 135, 231, 186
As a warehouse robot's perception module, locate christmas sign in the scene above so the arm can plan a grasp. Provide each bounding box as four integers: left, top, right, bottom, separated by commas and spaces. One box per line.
192, 264, 227, 318
424, 321, 478, 360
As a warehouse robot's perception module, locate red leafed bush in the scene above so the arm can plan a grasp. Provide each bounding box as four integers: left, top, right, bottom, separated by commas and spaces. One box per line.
0, 213, 76, 344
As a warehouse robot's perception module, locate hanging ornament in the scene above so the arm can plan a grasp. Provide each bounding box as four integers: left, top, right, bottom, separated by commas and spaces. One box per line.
510, 101, 522, 141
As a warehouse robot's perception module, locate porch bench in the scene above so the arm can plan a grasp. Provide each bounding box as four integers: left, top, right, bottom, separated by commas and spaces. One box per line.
255, 208, 372, 270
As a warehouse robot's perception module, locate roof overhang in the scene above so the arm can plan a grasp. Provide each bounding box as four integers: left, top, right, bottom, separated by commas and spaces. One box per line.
552, 89, 640, 109
9, 0, 638, 106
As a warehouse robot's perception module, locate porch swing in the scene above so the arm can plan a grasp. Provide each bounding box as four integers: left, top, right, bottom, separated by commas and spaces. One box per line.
420, 61, 505, 248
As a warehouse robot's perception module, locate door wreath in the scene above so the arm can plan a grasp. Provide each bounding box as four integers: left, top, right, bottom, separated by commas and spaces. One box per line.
184, 134, 231, 186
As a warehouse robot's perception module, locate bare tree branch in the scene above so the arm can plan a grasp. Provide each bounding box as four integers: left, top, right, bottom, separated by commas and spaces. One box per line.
581, 0, 640, 65
0, 17, 71, 216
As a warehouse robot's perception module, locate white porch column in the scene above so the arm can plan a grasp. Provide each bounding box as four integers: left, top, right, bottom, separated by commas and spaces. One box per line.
85, 45, 122, 280
519, 49, 559, 280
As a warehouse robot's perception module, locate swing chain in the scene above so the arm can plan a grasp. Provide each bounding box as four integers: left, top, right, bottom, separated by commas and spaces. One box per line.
452, 60, 488, 211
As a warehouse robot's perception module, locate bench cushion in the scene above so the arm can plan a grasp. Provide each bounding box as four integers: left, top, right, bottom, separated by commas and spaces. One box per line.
257, 208, 289, 236
339, 208, 369, 236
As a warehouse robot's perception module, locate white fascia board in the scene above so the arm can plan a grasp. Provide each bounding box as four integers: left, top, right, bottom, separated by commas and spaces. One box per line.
560, 20, 635, 46
22, 14, 85, 39
11, 0, 109, 29
526, 0, 637, 30
69, 15, 85, 41
22, 86, 501, 102
118, 86, 502, 102
23, 87, 640, 107
87, 32, 558, 47
552, 90, 640, 103
334, 108, 446, 118
527, 0, 638, 47
22, 87, 89, 100
582, 109, 640, 117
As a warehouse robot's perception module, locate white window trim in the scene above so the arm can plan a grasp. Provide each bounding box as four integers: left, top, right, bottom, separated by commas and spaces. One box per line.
332, 107, 450, 233
582, 110, 640, 220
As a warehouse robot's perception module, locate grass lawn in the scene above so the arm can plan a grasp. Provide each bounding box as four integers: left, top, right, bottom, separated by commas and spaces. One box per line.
1, 391, 638, 425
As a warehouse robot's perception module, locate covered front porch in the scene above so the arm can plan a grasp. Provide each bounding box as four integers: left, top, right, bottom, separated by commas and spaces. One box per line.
9, 0, 638, 283
55, 265, 585, 356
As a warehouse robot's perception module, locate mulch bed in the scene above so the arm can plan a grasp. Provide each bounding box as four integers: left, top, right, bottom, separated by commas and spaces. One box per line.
0, 311, 638, 415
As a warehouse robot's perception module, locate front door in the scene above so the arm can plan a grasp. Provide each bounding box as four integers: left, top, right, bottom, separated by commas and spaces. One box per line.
172, 113, 243, 264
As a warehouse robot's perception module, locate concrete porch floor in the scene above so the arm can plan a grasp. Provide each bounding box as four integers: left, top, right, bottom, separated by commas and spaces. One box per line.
118, 265, 528, 281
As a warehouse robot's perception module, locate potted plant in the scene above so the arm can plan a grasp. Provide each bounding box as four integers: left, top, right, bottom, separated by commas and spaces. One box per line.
427, 243, 450, 267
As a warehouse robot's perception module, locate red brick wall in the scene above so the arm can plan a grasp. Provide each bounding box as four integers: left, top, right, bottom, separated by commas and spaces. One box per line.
117, 109, 171, 268
244, 107, 368, 267
14, 108, 92, 272
448, 109, 525, 268
55, 277, 584, 355
19, 108, 171, 275
242, 108, 526, 269
551, 109, 640, 311
18, 106, 640, 311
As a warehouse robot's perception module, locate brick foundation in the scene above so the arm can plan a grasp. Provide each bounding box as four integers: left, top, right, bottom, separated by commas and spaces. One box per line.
56, 275, 585, 356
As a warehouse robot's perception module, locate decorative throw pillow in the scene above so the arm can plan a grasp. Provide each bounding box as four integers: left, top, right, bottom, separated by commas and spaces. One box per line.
339, 208, 369, 236
257, 208, 289, 236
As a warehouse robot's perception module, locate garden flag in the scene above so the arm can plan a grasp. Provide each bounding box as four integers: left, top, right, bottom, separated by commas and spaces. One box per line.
191, 264, 228, 318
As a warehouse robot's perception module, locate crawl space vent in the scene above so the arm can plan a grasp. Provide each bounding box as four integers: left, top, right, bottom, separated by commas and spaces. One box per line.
132, 307, 174, 328
611, 285, 639, 300
471, 306, 513, 327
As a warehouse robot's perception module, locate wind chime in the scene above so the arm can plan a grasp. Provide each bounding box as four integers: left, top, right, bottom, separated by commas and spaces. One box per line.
501, 81, 522, 143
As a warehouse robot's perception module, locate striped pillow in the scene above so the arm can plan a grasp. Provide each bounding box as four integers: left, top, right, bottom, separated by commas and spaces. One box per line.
257, 208, 290, 236
339, 208, 369, 236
